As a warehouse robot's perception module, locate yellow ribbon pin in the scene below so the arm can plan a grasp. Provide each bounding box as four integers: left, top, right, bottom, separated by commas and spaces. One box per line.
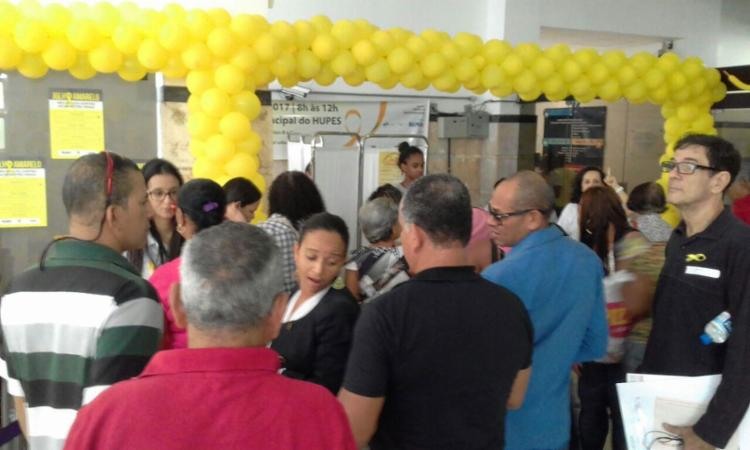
686, 253, 706, 262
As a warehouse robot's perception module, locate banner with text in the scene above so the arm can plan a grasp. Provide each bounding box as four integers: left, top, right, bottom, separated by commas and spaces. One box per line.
272, 100, 429, 160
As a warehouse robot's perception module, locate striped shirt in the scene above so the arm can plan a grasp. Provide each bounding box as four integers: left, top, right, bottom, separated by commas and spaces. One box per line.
0, 239, 163, 450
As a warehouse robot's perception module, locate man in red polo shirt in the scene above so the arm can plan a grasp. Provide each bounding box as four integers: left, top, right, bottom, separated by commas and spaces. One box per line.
64, 222, 356, 450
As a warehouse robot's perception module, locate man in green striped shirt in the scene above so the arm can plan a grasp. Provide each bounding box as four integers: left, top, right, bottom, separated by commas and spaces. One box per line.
0, 152, 163, 450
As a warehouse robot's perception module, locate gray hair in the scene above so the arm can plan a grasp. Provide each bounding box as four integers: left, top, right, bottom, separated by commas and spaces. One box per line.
401, 174, 472, 246
506, 170, 556, 220
359, 197, 398, 243
180, 222, 284, 330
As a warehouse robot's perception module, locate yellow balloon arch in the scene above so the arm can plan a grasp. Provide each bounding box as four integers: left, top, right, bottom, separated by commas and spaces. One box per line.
0, 1, 727, 224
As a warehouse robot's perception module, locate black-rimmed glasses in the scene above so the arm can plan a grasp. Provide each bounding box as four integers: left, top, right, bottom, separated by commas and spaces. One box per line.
660, 160, 719, 175
487, 205, 537, 223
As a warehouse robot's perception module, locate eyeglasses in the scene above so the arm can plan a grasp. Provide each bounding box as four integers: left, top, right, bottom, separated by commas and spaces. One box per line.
660, 160, 719, 175
148, 189, 179, 201
487, 205, 537, 223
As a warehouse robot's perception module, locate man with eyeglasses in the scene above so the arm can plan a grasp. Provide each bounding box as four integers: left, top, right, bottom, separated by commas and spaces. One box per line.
641, 134, 750, 450
482, 170, 608, 450
0, 152, 163, 450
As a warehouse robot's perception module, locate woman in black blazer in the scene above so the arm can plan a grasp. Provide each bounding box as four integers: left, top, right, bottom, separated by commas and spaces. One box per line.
271, 213, 359, 394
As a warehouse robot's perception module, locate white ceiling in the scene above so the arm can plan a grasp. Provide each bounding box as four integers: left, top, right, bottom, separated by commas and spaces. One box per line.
540, 26, 670, 52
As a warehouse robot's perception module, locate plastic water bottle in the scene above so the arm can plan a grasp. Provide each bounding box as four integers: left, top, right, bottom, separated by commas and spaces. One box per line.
700, 311, 732, 345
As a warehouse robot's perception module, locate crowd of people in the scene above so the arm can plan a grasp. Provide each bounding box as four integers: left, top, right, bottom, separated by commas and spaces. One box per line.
0, 134, 749, 450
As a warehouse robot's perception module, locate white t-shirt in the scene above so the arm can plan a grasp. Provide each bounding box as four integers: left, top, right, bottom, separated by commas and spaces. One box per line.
557, 202, 580, 241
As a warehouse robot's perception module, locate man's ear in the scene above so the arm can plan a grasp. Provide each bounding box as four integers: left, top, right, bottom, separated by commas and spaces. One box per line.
264, 292, 289, 342
169, 283, 188, 329
711, 171, 732, 194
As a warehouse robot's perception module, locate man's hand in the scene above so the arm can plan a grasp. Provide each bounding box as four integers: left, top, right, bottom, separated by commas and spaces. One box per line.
662, 423, 715, 450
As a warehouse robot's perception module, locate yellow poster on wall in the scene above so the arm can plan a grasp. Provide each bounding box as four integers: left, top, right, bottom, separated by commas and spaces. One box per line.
49, 89, 105, 159
0, 160, 47, 228
378, 150, 402, 186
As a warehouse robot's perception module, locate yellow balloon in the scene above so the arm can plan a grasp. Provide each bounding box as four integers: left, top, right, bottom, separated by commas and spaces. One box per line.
597, 79, 622, 102
201, 88, 232, 118
232, 14, 269, 45
370, 30, 395, 56
421, 52, 447, 78
454, 58, 478, 82
42, 39, 77, 71
331, 50, 357, 76
643, 68, 666, 90
343, 66, 366, 86
388, 47, 415, 75
406, 36, 430, 60
311, 34, 339, 61
352, 39, 379, 66
112, 25, 142, 55
14, 20, 50, 53
237, 130, 262, 155
331, 19, 357, 49
224, 153, 260, 178
206, 134, 236, 163
560, 59, 582, 83
214, 64, 246, 95
400, 68, 425, 89
270, 20, 297, 49
67, 20, 101, 52
480, 64, 504, 89
0, 36, 23, 70
254, 32, 280, 63
89, 41, 123, 73
617, 65, 638, 86
518, 89, 542, 102
676, 104, 699, 122
190, 138, 206, 159
293, 20, 316, 49
159, 20, 189, 52
137, 38, 168, 71
433, 72, 457, 92
601, 50, 627, 72
185, 9, 213, 41
573, 48, 599, 68
490, 80, 513, 98
207, 27, 237, 59
231, 47, 259, 74
668, 71, 688, 91
187, 94, 202, 113
188, 112, 219, 140
513, 71, 537, 95
118, 57, 147, 82
587, 63, 610, 85
310, 15, 333, 33
161, 56, 187, 79
648, 85, 671, 105
544, 43, 572, 67
500, 53, 524, 77
220, 111, 251, 141
192, 156, 223, 179
483, 39, 512, 64
182, 42, 213, 70
441, 41, 462, 66
681, 57, 704, 80
297, 49, 322, 80
543, 75, 567, 99
90, 3, 121, 36
207, 8, 231, 27
454, 32, 482, 58
253, 64, 274, 86
531, 56, 555, 80
0, 3, 20, 35
41, 3, 72, 38
656, 52, 681, 74
17, 53, 48, 79
271, 52, 297, 79
515, 43, 542, 66
569, 78, 593, 99
68, 51, 97, 80
629, 51, 656, 76
233, 91, 262, 121
624, 81, 648, 104
248, 171, 267, 194
314, 64, 337, 86
365, 58, 391, 83
186, 70, 214, 94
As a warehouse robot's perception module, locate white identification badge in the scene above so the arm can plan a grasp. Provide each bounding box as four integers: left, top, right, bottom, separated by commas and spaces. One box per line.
685, 266, 721, 279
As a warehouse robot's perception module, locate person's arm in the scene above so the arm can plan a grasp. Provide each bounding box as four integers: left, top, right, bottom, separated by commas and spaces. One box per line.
689, 259, 750, 447
12, 396, 27, 436
87, 284, 163, 402
507, 367, 531, 410
344, 269, 361, 301
574, 264, 608, 362
604, 169, 629, 205
338, 389, 385, 447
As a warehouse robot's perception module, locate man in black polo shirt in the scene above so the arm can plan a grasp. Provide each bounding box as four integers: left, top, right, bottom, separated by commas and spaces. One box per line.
641, 134, 750, 450
339, 174, 533, 450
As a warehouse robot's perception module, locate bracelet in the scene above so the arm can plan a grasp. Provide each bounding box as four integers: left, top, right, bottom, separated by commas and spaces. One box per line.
615, 186, 625, 194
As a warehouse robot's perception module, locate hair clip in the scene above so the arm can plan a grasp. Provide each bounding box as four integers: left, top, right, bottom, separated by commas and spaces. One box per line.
202, 201, 219, 212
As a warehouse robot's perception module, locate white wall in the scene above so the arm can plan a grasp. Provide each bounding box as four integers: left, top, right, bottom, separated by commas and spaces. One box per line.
717, 0, 750, 67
